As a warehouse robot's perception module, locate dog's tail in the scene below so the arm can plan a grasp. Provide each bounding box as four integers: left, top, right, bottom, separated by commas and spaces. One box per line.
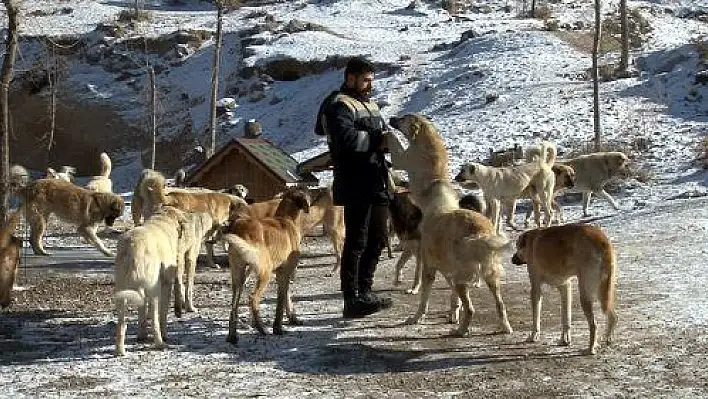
0, 211, 21, 248
537, 141, 557, 168
222, 233, 260, 267
99, 152, 112, 178
599, 236, 618, 341
463, 234, 511, 278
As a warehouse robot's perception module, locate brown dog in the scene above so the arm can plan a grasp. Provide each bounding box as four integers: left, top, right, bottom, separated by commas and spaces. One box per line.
220, 188, 310, 343
11, 166, 124, 257
511, 224, 618, 355
0, 211, 23, 309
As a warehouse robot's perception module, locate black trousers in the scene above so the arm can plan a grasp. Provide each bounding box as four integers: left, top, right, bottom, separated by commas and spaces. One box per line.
340, 201, 389, 298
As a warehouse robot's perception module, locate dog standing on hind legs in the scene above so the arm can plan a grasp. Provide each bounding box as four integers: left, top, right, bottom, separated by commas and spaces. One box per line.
511, 223, 618, 355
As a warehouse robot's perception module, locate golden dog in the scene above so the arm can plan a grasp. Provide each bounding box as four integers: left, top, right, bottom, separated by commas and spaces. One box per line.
560, 152, 630, 216
11, 166, 124, 257
511, 224, 618, 355
173, 210, 217, 316
520, 163, 576, 226
132, 169, 248, 268
220, 188, 310, 343
388, 114, 513, 336
114, 206, 186, 356
0, 212, 23, 309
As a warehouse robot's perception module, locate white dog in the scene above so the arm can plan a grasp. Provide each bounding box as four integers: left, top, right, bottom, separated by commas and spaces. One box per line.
114, 206, 186, 356
86, 152, 113, 193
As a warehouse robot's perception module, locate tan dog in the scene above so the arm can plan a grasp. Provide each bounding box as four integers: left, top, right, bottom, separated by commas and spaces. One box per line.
246, 187, 345, 275
114, 206, 187, 356
220, 188, 310, 344
454, 141, 556, 234
560, 152, 630, 217
511, 224, 618, 355
86, 152, 113, 193
0, 212, 23, 309
131, 169, 248, 268
520, 163, 576, 226
388, 114, 513, 336
10, 166, 124, 257
173, 210, 217, 316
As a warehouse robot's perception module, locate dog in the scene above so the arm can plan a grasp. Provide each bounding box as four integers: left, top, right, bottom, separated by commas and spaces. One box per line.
511, 224, 618, 355
10, 165, 125, 257
173, 210, 217, 316
561, 152, 630, 217
521, 163, 576, 226
388, 114, 513, 336
219, 187, 310, 344
390, 190, 486, 295
86, 152, 114, 193
0, 211, 23, 309
244, 187, 344, 275
113, 206, 187, 356
455, 141, 557, 234
46, 166, 76, 183
131, 169, 248, 268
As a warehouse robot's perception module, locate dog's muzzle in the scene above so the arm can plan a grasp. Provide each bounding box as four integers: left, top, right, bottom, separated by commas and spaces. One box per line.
511, 253, 525, 265
105, 216, 117, 227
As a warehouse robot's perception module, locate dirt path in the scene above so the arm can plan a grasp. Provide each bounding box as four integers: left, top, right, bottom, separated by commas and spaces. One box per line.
1, 197, 707, 397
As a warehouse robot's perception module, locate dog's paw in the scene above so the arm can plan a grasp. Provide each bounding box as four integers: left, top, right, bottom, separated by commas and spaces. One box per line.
272, 325, 285, 335
226, 334, 239, 345
583, 346, 597, 356
405, 286, 420, 295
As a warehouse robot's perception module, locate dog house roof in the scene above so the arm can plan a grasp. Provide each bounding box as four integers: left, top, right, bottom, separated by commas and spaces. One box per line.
185, 137, 318, 185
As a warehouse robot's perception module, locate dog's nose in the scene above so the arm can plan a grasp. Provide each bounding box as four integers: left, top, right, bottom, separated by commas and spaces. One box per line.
453, 172, 465, 182
388, 117, 400, 128
511, 254, 524, 265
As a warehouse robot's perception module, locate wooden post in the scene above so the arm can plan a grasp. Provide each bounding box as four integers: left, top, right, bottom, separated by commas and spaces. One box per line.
207, 5, 224, 158
592, 0, 603, 152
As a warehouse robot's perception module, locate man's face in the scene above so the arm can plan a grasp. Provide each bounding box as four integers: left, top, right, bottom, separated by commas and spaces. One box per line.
346, 72, 374, 98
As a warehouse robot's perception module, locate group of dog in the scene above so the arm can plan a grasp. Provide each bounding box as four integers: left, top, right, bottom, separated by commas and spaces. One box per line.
0, 117, 628, 356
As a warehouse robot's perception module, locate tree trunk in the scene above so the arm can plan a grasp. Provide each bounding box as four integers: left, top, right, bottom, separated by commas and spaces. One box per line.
592, 0, 602, 152
0, 0, 19, 221
48, 43, 57, 155
531, 0, 536, 17
619, 0, 629, 72
207, 6, 224, 159
148, 66, 157, 170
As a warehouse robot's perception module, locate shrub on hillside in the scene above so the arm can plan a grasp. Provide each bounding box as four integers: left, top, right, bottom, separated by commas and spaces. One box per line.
601, 8, 652, 49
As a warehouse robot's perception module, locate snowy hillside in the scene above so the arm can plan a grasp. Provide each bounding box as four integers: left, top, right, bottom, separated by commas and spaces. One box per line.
0, 0, 706, 195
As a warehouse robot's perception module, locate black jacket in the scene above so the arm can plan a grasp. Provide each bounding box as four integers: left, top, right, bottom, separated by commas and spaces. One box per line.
318, 86, 391, 206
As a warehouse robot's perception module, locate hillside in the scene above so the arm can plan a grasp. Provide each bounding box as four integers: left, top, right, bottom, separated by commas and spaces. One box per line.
1, 0, 707, 197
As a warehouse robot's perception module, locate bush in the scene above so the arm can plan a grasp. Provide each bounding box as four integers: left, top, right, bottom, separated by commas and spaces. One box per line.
601, 7, 652, 49
117, 9, 152, 23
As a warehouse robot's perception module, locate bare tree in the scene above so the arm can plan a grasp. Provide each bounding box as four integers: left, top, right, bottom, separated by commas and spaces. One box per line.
1, 0, 19, 221
618, 0, 629, 72
207, 0, 241, 158
592, 0, 602, 151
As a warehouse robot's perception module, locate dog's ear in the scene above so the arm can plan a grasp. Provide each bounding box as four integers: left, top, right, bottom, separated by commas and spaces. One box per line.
516, 231, 529, 250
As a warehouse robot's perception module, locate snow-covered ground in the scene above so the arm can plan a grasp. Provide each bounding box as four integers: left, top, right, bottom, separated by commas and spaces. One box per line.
1, 0, 708, 396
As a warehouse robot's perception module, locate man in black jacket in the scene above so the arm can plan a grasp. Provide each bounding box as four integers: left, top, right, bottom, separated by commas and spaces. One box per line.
316, 57, 393, 318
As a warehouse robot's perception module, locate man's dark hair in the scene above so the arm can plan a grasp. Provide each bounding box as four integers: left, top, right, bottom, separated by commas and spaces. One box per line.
344, 56, 375, 76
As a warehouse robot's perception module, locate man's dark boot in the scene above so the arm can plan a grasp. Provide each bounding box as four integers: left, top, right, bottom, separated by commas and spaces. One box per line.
359, 290, 393, 310
343, 295, 389, 319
